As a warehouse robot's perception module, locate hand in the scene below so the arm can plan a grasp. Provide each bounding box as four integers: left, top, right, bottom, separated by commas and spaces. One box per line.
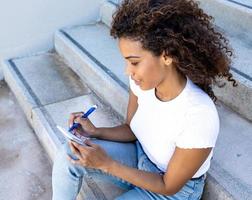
67, 139, 114, 172
68, 112, 99, 138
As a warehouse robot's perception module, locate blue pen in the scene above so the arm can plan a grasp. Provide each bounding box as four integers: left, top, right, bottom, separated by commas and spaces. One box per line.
68, 104, 98, 132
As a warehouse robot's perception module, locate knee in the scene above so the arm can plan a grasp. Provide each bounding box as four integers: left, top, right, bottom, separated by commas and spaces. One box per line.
53, 143, 79, 173
52, 142, 88, 178
53, 143, 71, 173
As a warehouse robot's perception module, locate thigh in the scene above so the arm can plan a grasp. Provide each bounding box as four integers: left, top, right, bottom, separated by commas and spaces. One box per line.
91, 138, 138, 169
115, 188, 146, 200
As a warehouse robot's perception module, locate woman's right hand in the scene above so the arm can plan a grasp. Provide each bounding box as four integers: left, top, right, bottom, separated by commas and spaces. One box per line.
68, 112, 99, 138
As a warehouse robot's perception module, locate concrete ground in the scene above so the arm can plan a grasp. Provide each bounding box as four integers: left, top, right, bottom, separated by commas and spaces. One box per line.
0, 80, 52, 200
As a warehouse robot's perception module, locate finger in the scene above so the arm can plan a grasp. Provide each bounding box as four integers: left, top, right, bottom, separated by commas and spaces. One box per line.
71, 141, 92, 153
74, 116, 88, 125
67, 155, 82, 165
70, 150, 83, 161
68, 113, 82, 127
69, 141, 82, 158
75, 125, 85, 133
69, 141, 78, 153
84, 139, 99, 148
74, 116, 82, 124
68, 112, 84, 127
71, 140, 82, 149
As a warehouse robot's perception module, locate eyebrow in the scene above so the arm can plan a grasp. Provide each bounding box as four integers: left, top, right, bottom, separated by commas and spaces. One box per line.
125, 56, 141, 59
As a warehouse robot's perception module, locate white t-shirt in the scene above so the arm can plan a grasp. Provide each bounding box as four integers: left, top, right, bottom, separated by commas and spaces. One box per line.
129, 76, 219, 178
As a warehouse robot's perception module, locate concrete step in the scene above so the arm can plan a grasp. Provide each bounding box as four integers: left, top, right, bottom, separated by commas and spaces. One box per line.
212, 34, 252, 122
198, 0, 252, 39
54, 23, 252, 199
100, 1, 117, 27
54, 23, 129, 118
202, 103, 252, 200
101, 0, 252, 36
55, 22, 252, 122
197, 0, 252, 121
232, 0, 252, 7
2, 52, 127, 200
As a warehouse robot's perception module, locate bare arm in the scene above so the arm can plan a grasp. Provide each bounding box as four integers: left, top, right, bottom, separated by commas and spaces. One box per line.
95, 124, 136, 142
95, 89, 138, 142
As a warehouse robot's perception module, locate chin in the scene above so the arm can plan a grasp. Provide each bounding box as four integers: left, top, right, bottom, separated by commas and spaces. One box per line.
139, 85, 152, 91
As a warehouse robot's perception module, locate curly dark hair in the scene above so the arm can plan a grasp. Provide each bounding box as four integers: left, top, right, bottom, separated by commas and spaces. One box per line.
110, 0, 237, 102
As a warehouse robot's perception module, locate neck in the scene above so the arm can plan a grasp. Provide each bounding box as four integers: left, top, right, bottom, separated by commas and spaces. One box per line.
155, 70, 187, 102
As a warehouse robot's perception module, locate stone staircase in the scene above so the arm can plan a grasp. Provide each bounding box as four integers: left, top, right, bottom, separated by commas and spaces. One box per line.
198, 0, 252, 123
1, 0, 252, 199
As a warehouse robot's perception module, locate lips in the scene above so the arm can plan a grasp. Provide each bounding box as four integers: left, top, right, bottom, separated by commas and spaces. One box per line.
131, 77, 141, 85
134, 80, 141, 85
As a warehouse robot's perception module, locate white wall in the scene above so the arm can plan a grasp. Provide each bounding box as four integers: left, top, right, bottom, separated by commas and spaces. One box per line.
0, 0, 105, 80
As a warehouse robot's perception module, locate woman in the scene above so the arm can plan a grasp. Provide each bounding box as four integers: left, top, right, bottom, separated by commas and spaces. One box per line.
52, 0, 237, 199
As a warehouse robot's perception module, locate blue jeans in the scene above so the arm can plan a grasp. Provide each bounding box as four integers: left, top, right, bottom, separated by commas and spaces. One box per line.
52, 139, 206, 200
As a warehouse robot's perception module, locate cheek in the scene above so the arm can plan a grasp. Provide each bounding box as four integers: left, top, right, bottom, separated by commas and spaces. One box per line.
140, 63, 161, 89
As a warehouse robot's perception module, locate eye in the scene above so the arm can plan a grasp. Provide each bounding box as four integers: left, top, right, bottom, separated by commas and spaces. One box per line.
131, 62, 139, 66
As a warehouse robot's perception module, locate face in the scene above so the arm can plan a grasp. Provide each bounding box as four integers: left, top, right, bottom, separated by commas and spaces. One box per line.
119, 38, 169, 90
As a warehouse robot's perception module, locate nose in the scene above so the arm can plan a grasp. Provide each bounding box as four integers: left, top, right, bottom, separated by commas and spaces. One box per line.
125, 64, 134, 76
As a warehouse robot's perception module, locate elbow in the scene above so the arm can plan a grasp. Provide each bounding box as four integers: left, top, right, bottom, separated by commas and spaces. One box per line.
163, 187, 178, 196
162, 180, 182, 196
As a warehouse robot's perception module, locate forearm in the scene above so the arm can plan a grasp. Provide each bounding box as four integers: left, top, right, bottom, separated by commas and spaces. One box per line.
95, 124, 137, 142
104, 160, 170, 195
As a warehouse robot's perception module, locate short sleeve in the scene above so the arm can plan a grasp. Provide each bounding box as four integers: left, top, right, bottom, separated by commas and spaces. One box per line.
175, 106, 220, 148
128, 76, 141, 97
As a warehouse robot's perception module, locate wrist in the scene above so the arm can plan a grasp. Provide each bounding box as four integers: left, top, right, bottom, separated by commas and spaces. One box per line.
102, 159, 117, 174
93, 127, 101, 138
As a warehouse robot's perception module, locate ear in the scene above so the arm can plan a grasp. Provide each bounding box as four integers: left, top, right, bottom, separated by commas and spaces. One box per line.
161, 51, 173, 66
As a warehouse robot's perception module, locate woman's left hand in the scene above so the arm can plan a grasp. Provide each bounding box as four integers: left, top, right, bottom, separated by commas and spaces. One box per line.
67, 139, 113, 172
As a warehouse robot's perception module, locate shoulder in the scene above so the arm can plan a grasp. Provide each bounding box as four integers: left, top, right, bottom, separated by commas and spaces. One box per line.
185, 78, 218, 115
175, 79, 220, 148
185, 79, 219, 129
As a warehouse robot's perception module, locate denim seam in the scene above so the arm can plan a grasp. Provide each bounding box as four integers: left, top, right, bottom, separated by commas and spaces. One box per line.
188, 180, 197, 200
